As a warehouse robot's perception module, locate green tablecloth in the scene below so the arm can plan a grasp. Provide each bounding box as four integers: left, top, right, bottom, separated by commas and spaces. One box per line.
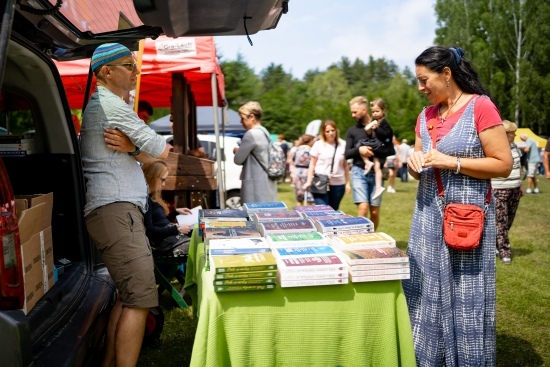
184, 227, 417, 367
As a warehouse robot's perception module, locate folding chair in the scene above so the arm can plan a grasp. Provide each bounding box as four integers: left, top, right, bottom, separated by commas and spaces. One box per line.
153, 254, 188, 309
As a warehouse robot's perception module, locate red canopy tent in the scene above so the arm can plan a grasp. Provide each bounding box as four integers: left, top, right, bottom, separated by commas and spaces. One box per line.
55, 36, 225, 109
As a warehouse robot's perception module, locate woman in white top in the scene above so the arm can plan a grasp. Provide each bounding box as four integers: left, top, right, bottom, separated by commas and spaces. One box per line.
491, 120, 524, 264
303, 120, 350, 210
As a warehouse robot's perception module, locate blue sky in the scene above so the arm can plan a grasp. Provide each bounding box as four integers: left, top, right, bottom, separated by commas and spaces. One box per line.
214, 0, 437, 80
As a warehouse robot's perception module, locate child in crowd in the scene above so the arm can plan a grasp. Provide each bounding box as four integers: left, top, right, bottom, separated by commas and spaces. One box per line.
355, 98, 395, 200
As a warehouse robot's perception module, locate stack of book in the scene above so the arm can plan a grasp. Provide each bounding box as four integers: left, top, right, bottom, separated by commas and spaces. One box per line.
242, 201, 288, 213
198, 208, 249, 235
210, 252, 278, 292
338, 247, 410, 282
313, 216, 375, 235
293, 204, 334, 213
258, 218, 316, 237
274, 249, 349, 288
299, 210, 350, 220
0, 134, 34, 157
209, 237, 270, 256
250, 210, 302, 226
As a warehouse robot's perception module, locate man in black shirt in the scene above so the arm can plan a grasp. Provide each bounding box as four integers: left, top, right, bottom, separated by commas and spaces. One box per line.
345, 96, 392, 230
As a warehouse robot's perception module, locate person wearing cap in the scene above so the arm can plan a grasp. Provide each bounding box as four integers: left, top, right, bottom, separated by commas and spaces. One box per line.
80, 43, 172, 367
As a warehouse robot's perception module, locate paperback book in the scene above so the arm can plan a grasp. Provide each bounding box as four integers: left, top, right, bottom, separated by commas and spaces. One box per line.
299, 210, 347, 218
276, 276, 349, 288
251, 210, 302, 224
271, 245, 337, 258
347, 262, 410, 271
203, 225, 261, 241
348, 272, 411, 283
214, 270, 277, 280
214, 284, 276, 292
313, 216, 375, 234
265, 231, 327, 248
258, 219, 316, 236
276, 255, 348, 273
349, 267, 410, 276
277, 270, 348, 281
208, 237, 270, 255
212, 252, 278, 273
242, 201, 288, 213
199, 218, 250, 236
199, 208, 249, 221
293, 204, 334, 212
325, 232, 396, 250
338, 247, 409, 265
213, 277, 276, 286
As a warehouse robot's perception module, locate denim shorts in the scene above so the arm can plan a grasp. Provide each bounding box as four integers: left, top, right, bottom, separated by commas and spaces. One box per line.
85, 202, 158, 309
351, 165, 383, 206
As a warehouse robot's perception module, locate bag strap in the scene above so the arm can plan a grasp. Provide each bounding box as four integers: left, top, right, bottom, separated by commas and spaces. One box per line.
329, 142, 338, 175
428, 123, 491, 205
250, 127, 271, 173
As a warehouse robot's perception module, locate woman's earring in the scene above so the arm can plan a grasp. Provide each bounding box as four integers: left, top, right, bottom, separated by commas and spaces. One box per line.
446, 81, 450, 87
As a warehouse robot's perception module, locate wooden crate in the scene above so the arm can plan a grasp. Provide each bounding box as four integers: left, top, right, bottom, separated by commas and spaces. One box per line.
164, 152, 214, 177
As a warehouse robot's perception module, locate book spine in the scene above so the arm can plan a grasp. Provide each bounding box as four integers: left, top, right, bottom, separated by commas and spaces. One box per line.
345, 257, 409, 265
213, 277, 276, 286
269, 240, 328, 248
277, 277, 349, 287
277, 271, 347, 280
210, 248, 270, 255
214, 284, 276, 292
349, 262, 410, 271
214, 270, 277, 279
215, 264, 277, 273
349, 273, 410, 282
350, 267, 410, 276
0, 150, 32, 156
278, 264, 348, 273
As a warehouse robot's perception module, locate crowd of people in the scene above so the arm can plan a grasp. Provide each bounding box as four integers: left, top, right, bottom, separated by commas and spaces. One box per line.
79, 42, 550, 367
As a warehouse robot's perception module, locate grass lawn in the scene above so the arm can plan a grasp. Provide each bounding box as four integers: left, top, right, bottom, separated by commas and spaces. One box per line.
138, 177, 550, 367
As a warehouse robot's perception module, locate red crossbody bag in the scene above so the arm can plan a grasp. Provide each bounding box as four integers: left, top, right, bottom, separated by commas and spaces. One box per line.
429, 125, 491, 251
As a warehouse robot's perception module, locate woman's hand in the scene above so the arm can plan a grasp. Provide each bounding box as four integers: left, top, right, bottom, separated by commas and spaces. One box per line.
177, 224, 192, 235
345, 182, 351, 195
104, 128, 135, 153
422, 149, 455, 170
176, 208, 192, 215
407, 150, 426, 173
303, 181, 311, 190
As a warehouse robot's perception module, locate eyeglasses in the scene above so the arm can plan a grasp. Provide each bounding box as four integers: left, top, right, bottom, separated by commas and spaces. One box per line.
106, 62, 138, 71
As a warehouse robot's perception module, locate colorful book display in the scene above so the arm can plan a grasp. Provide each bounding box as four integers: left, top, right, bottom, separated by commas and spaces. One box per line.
338, 247, 411, 283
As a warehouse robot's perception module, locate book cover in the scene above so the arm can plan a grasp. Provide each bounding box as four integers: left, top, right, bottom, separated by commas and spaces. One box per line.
276, 276, 349, 288
325, 232, 396, 250
300, 210, 346, 218
252, 210, 302, 223
306, 215, 354, 221
331, 228, 375, 235
349, 272, 411, 283
212, 252, 277, 273
349, 267, 410, 276
277, 270, 348, 281
271, 245, 337, 258
213, 277, 276, 286
203, 226, 261, 241
209, 237, 270, 255
214, 270, 277, 279
258, 219, 316, 236
199, 208, 249, 220
339, 247, 409, 265
243, 201, 288, 213
214, 284, 276, 292
265, 231, 327, 247
203, 220, 254, 229
313, 216, 374, 233
293, 204, 334, 212
276, 255, 348, 273
348, 262, 410, 271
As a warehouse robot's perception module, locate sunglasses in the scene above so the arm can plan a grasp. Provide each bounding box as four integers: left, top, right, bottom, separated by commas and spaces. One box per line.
106, 62, 138, 71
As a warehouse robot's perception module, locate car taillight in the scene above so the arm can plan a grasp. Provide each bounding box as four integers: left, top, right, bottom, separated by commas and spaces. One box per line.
0, 157, 24, 310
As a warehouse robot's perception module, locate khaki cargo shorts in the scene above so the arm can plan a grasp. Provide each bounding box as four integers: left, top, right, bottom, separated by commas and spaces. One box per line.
85, 202, 158, 309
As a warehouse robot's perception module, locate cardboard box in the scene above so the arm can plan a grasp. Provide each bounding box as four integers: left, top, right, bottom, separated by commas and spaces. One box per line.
16, 192, 54, 314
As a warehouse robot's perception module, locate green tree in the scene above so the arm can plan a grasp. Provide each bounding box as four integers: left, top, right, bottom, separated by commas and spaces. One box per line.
219, 53, 261, 111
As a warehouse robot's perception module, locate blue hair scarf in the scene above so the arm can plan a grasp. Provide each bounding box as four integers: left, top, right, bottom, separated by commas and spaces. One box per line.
449, 47, 464, 65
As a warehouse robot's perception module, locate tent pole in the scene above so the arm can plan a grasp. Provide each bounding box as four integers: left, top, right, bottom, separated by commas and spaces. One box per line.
211, 72, 225, 208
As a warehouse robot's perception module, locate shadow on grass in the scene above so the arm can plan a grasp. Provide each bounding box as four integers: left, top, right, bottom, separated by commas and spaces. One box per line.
510, 247, 533, 258
497, 333, 544, 366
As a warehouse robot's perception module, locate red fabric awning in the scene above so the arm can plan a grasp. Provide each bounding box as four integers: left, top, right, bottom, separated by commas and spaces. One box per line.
56, 36, 225, 109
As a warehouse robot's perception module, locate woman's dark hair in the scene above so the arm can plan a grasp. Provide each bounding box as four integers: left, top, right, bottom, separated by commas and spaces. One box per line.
415, 46, 489, 96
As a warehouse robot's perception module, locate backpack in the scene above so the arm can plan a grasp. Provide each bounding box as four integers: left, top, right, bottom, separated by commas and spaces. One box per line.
252, 128, 286, 181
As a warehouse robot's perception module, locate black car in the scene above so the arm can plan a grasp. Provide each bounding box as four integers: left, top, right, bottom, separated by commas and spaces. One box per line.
0, 1, 288, 366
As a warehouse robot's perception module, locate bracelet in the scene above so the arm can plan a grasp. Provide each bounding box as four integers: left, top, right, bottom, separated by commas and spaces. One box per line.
455, 156, 461, 174
128, 147, 141, 156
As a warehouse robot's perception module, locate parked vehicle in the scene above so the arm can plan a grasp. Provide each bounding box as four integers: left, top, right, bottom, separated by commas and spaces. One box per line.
0, 1, 288, 366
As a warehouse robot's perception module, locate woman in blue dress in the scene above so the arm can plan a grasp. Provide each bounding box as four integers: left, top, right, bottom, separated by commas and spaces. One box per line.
404, 46, 512, 366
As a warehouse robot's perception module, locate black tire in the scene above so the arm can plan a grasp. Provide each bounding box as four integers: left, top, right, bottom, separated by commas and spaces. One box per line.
225, 190, 241, 209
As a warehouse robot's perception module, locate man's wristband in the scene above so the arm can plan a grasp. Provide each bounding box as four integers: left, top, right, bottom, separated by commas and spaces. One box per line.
128, 147, 141, 156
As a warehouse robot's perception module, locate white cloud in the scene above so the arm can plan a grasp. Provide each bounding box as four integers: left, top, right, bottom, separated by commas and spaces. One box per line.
215, 0, 437, 79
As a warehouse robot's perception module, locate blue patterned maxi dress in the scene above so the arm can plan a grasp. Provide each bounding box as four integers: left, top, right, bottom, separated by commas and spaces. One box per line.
403, 97, 496, 367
